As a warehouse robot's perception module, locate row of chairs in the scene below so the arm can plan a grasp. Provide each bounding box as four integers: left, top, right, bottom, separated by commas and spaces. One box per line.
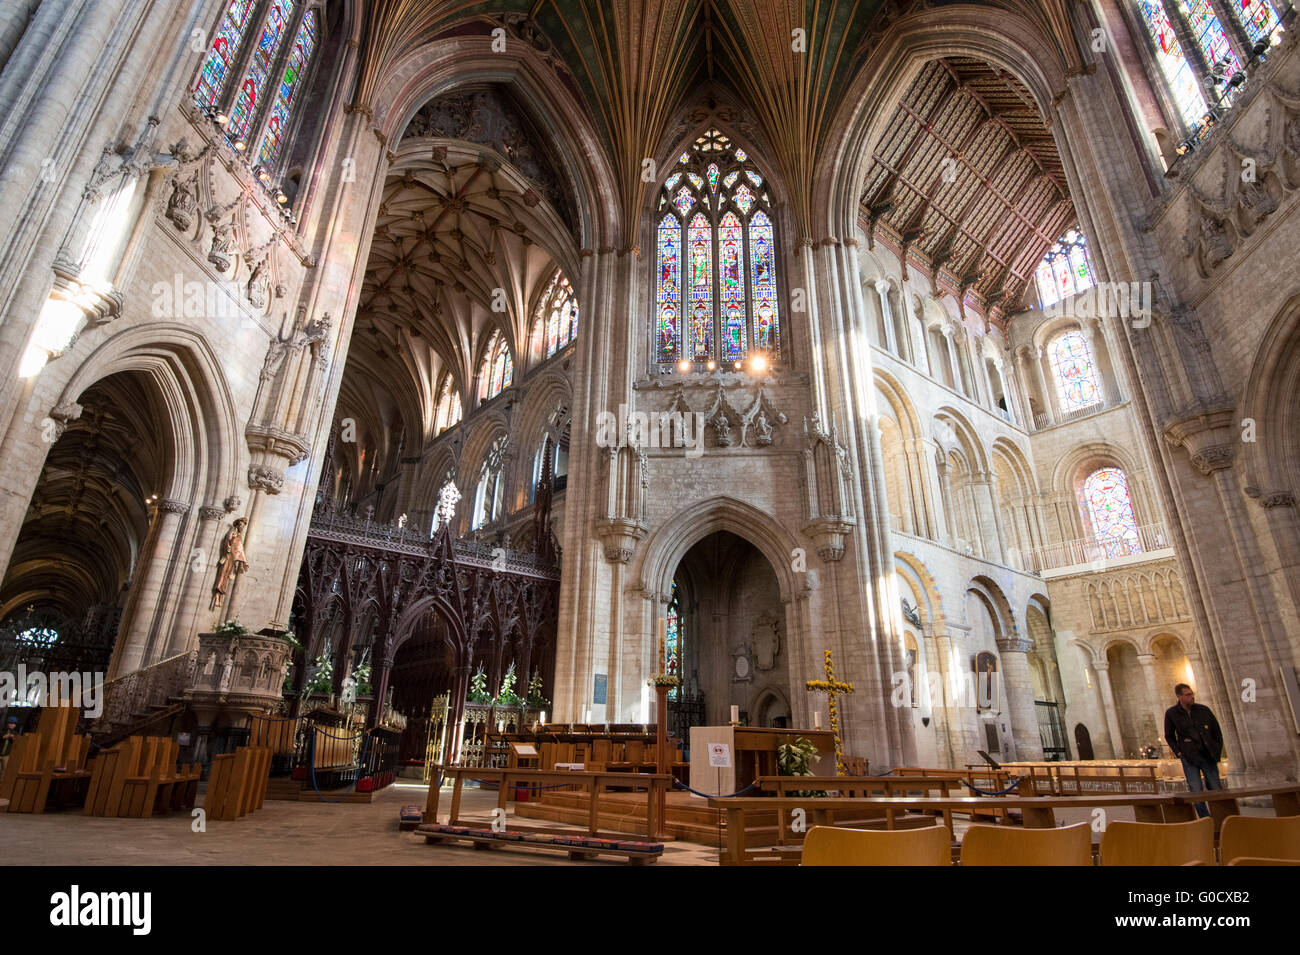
802, 815, 1300, 866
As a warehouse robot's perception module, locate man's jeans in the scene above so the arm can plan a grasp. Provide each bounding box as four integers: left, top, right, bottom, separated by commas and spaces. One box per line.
1180, 755, 1222, 817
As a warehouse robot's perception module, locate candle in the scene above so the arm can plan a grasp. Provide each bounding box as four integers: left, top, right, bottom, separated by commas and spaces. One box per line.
540, 712, 546, 726
730, 705, 739, 724
814, 711, 822, 730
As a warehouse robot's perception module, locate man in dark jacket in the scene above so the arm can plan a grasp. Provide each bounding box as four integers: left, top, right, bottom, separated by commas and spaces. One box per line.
1164, 683, 1224, 817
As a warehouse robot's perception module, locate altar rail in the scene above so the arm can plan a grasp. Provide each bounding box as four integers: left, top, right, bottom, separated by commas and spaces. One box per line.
425, 765, 672, 838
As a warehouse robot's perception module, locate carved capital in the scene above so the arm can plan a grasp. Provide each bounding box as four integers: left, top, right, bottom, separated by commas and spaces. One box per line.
223, 495, 243, 513
247, 463, 284, 493
1260, 491, 1296, 508
996, 635, 1034, 654
803, 517, 854, 563
199, 505, 225, 521
595, 517, 648, 564
158, 499, 191, 515
1189, 445, 1235, 475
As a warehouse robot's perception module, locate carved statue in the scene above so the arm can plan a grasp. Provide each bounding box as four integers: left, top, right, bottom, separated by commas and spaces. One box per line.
246, 256, 270, 309
753, 408, 774, 446
1199, 214, 1231, 269
1239, 178, 1277, 224
210, 517, 249, 609
712, 410, 733, 447
166, 173, 198, 231
207, 215, 236, 272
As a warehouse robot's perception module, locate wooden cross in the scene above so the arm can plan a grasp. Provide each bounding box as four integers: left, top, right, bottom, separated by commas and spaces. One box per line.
805, 649, 854, 775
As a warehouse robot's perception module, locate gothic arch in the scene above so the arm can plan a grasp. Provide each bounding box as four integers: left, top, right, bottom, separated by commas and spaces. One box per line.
366, 35, 620, 252
51, 323, 241, 507
818, 5, 1075, 241
1240, 292, 1300, 497
638, 497, 800, 606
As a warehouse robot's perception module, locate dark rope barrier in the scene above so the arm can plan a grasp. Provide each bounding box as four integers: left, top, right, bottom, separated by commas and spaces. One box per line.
961, 777, 1022, 796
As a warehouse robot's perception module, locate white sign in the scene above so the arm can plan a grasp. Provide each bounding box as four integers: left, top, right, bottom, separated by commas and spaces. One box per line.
708, 743, 731, 768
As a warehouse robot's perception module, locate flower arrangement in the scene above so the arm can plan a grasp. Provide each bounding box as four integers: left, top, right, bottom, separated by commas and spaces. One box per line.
213, 619, 247, 636
777, 737, 827, 798
526, 668, 549, 708
468, 665, 492, 703
493, 662, 525, 707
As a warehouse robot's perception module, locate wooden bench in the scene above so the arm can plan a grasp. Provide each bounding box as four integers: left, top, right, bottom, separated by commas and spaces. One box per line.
84, 736, 201, 817
203, 745, 271, 821
1164, 784, 1300, 830
415, 822, 664, 865
0, 705, 92, 813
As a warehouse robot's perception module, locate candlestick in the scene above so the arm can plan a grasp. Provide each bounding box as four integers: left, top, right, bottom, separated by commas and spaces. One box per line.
730, 704, 739, 724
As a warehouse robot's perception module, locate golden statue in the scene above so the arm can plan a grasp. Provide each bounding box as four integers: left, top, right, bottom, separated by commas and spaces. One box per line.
210, 517, 249, 609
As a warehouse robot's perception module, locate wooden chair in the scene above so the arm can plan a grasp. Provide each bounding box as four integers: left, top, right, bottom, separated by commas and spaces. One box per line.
1220, 815, 1300, 865
802, 824, 951, 866
1101, 818, 1214, 866
961, 823, 1093, 866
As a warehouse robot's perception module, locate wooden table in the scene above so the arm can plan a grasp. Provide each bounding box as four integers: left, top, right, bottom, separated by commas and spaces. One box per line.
1164, 784, 1300, 828
425, 764, 672, 838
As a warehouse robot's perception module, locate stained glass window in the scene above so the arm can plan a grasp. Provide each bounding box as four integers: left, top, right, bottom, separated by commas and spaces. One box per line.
1082, 468, 1142, 558
653, 129, 781, 367
1138, 0, 1210, 129
478, 330, 513, 402
750, 211, 780, 353
193, 0, 257, 109
1176, 0, 1241, 76
227, 0, 296, 146
656, 216, 682, 362
1236, 1, 1282, 46
688, 213, 714, 360
532, 271, 579, 360
1049, 331, 1103, 413
666, 582, 683, 700
433, 373, 462, 435
256, 9, 317, 166
1035, 229, 1095, 308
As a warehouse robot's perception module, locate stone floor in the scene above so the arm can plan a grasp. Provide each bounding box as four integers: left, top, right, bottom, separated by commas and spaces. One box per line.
0, 781, 720, 866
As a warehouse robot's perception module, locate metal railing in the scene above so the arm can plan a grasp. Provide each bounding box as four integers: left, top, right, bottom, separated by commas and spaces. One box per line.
1026, 522, 1171, 573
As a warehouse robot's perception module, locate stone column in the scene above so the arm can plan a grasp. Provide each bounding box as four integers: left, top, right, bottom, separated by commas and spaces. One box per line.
1086, 318, 1120, 406
165, 505, 226, 658
1137, 652, 1165, 751
998, 635, 1044, 760
1031, 347, 1056, 426
111, 499, 190, 679
1093, 661, 1128, 758
1014, 346, 1042, 428
942, 326, 963, 394
873, 279, 896, 354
